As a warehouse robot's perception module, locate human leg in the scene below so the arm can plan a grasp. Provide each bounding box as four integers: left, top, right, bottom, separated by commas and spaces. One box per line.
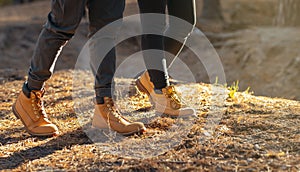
136, 0, 196, 117
137, 0, 169, 90
88, 0, 125, 103
25, 0, 86, 95
165, 0, 196, 67
88, 0, 146, 134
13, 0, 86, 136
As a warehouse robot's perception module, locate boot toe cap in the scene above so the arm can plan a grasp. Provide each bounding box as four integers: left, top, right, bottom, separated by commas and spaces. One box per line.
122, 122, 146, 135
157, 106, 196, 117
178, 108, 196, 117
31, 124, 59, 136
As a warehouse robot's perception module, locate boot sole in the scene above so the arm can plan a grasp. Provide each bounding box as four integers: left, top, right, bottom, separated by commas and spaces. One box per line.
91, 125, 146, 136
12, 104, 58, 137
92, 114, 146, 136
136, 79, 157, 108
122, 128, 146, 136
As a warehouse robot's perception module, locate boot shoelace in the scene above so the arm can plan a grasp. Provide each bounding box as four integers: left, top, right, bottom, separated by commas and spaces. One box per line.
104, 98, 125, 123
165, 86, 183, 109
31, 90, 47, 119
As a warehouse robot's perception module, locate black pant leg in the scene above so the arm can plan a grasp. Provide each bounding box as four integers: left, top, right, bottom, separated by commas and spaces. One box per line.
25, 0, 86, 95
138, 0, 168, 89
165, 0, 196, 66
87, 0, 125, 102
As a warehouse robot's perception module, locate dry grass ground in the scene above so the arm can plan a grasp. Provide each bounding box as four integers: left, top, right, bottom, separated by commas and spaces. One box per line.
0, 70, 299, 171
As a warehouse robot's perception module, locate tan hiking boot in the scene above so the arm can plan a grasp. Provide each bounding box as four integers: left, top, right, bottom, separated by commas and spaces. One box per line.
136, 71, 154, 95
136, 72, 195, 117
12, 89, 59, 136
92, 97, 146, 135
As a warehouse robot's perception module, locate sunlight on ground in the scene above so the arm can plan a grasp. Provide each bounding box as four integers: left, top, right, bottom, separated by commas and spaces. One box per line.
0, 70, 299, 171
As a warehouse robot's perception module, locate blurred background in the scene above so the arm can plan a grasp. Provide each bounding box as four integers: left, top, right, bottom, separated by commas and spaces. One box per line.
0, 0, 299, 100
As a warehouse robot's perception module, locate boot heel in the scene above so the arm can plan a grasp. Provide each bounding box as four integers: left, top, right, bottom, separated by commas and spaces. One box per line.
92, 114, 109, 129
135, 79, 150, 95
12, 104, 20, 119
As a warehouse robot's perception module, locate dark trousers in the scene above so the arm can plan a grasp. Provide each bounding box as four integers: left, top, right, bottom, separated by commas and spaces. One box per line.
24, 0, 125, 99
138, 0, 196, 89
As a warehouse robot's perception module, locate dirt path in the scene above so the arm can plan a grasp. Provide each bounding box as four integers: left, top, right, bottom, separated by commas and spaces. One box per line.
0, 70, 299, 171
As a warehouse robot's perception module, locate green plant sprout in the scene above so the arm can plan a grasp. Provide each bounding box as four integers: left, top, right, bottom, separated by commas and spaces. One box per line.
244, 86, 252, 95
228, 80, 239, 99
214, 76, 219, 85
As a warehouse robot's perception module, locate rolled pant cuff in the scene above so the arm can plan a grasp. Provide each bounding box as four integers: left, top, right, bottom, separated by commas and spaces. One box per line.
27, 77, 45, 91
95, 88, 112, 98
151, 80, 168, 90
22, 83, 31, 98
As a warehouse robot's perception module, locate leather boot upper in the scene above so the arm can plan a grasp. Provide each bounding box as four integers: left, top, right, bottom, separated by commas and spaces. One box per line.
136, 71, 154, 95
13, 89, 59, 136
137, 71, 196, 117
92, 97, 146, 135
